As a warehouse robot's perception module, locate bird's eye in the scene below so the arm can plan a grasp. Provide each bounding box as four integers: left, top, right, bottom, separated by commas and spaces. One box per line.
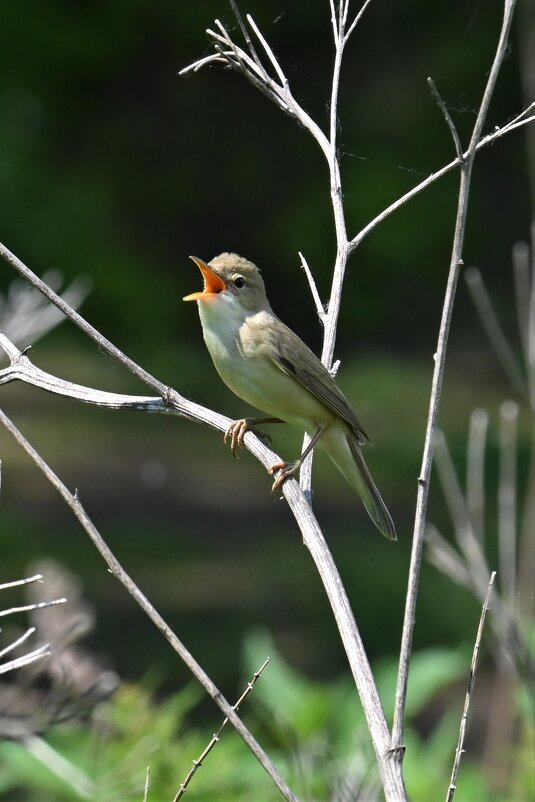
233, 275, 246, 289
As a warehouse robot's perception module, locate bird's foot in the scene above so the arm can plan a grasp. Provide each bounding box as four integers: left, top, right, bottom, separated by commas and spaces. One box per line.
268, 460, 301, 498
224, 418, 272, 458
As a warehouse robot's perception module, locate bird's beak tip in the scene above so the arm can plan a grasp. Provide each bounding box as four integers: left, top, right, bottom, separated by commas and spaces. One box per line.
183, 255, 227, 301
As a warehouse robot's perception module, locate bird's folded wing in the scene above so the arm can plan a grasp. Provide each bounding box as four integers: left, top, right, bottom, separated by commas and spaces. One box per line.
269, 323, 369, 444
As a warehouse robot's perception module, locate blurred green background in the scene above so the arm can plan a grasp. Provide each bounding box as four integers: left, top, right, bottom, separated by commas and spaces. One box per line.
0, 0, 533, 790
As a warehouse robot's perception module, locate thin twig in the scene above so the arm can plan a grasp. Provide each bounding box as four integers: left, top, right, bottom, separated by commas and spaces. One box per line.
0, 644, 50, 675
298, 252, 326, 323
446, 572, 496, 802
173, 658, 270, 801
246, 14, 287, 86
229, 0, 263, 71
347, 103, 535, 255
392, 0, 518, 752
0, 625, 36, 658
345, 0, 375, 44
0, 409, 301, 802
0, 598, 66, 619
0, 574, 43, 591
0, 296, 401, 799
428, 77, 464, 161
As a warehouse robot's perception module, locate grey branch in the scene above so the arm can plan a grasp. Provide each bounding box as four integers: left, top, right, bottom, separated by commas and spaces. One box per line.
446, 572, 496, 802
427, 77, 464, 161
0, 644, 51, 675
0, 597, 67, 619
392, 0, 519, 752
0, 574, 65, 674
172, 658, 270, 801
0, 573, 44, 591
0, 408, 300, 802
0, 236, 405, 797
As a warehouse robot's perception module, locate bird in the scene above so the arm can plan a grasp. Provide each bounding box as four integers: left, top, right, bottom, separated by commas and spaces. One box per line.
183, 252, 396, 540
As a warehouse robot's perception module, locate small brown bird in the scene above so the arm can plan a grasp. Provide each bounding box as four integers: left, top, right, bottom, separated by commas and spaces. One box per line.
184, 253, 396, 540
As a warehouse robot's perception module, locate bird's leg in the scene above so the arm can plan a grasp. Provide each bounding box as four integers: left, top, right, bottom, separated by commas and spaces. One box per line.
224, 417, 284, 458
269, 424, 326, 497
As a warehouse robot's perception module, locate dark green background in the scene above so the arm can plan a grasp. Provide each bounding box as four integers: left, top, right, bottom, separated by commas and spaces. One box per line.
0, 1, 532, 692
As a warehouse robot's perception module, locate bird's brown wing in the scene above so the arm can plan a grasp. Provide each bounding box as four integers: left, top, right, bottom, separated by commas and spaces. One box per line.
267, 320, 369, 444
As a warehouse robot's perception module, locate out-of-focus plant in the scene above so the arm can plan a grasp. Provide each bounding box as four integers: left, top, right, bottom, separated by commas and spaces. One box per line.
0, 270, 90, 361
427, 227, 535, 800
1, 629, 510, 802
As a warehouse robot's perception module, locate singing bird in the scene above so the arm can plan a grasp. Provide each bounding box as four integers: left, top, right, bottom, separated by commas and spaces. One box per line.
183, 253, 396, 540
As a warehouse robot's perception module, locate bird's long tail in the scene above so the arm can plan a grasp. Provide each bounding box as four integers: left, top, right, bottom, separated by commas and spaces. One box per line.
345, 432, 396, 540
320, 427, 396, 540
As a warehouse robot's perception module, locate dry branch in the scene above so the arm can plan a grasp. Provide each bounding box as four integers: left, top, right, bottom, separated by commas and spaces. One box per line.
172, 658, 270, 801
0, 573, 65, 674
0, 252, 404, 795
392, 0, 519, 751
0, 2, 532, 800
0, 408, 300, 802
446, 573, 496, 802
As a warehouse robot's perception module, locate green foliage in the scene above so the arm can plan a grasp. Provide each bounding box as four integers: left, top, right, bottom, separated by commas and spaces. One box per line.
1, 632, 532, 801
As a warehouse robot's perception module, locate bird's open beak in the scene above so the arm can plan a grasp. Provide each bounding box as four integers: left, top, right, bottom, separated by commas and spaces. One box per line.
183, 256, 227, 301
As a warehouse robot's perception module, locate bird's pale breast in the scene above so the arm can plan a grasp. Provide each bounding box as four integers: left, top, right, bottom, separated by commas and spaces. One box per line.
199, 300, 334, 431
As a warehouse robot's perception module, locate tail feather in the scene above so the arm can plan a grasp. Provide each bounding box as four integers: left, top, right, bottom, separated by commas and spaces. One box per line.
346, 433, 397, 540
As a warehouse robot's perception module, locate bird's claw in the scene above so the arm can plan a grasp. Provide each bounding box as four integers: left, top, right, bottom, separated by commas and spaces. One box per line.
224, 418, 271, 458
224, 418, 249, 458
268, 460, 300, 498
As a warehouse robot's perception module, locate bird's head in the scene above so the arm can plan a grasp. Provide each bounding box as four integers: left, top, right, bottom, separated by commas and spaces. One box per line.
183, 253, 269, 313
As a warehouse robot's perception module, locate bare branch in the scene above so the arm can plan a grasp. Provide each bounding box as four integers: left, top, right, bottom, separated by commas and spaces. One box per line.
0, 242, 171, 399
0, 597, 66, 619
392, 0, 518, 752
229, 0, 263, 71
0, 259, 397, 784
345, 0, 375, 44
181, 21, 331, 162
0, 408, 300, 802
0, 333, 165, 411
173, 658, 270, 801
348, 103, 535, 255
0, 573, 43, 591
0, 625, 36, 659
427, 77, 464, 162
0, 644, 51, 675
246, 14, 287, 87
446, 572, 496, 802
298, 252, 326, 323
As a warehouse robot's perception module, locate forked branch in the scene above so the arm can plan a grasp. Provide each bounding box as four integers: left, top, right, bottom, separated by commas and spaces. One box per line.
0, 408, 300, 802
392, 0, 519, 751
